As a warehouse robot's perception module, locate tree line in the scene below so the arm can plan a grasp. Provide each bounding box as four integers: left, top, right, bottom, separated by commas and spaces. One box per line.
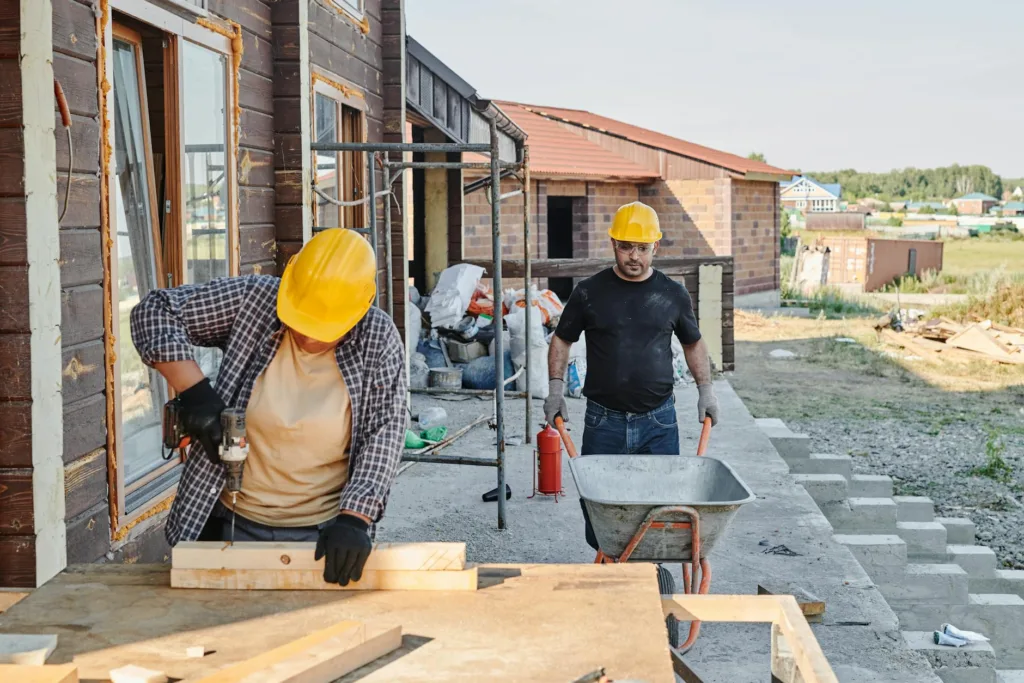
802, 165, 1004, 202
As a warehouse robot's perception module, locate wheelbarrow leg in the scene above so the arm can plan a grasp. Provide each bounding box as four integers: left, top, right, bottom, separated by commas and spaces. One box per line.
677, 557, 711, 653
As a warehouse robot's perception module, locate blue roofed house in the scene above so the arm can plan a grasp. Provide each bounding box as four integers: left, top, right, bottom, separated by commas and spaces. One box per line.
780, 176, 841, 213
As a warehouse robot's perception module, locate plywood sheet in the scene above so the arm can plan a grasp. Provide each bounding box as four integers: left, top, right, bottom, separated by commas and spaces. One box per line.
170, 566, 478, 591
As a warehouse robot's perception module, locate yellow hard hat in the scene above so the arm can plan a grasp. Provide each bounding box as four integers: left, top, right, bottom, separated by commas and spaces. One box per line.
608, 201, 662, 243
277, 228, 377, 342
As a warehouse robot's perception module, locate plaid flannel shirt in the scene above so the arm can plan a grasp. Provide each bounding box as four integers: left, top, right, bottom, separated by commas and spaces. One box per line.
129, 275, 407, 546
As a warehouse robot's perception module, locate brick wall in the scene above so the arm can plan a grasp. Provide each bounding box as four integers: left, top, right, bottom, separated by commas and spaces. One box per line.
730, 179, 779, 295
640, 179, 723, 259
584, 183, 639, 259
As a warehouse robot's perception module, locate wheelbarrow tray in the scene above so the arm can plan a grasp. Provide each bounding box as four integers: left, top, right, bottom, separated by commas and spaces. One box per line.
568, 454, 755, 562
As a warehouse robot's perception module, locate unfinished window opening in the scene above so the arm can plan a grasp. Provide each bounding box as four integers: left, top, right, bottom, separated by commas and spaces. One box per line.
547, 196, 575, 302
907, 248, 917, 275
312, 76, 367, 233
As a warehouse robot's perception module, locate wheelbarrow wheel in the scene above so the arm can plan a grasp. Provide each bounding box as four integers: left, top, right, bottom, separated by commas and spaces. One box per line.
657, 564, 680, 648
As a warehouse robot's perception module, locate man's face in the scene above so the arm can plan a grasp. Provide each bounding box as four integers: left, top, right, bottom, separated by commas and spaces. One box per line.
290, 330, 342, 354
612, 239, 657, 278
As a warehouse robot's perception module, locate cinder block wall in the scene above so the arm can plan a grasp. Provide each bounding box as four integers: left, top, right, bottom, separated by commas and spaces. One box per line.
731, 179, 780, 295
640, 179, 723, 259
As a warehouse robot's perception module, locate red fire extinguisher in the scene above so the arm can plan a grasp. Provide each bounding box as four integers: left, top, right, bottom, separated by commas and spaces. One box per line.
530, 424, 564, 500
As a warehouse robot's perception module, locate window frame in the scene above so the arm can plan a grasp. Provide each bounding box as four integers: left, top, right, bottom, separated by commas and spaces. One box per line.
328, 0, 366, 22
105, 2, 238, 533
311, 72, 368, 232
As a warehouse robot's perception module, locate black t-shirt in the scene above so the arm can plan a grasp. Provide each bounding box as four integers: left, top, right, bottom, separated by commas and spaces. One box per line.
554, 268, 701, 414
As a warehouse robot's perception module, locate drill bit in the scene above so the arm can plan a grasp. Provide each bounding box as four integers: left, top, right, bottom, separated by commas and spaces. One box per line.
230, 491, 237, 545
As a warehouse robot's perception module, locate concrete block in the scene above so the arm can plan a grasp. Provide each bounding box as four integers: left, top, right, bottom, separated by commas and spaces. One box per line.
947, 545, 997, 579
997, 672, 1024, 683
972, 571, 1024, 599
881, 564, 969, 607
958, 594, 1024, 668
895, 495, 936, 523
903, 630, 996, 683
825, 497, 899, 533
898, 522, 949, 561
792, 474, 848, 506
834, 534, 907, 577
755, 418, 789, 431
849, 474, 894, 498
790, 453, 853, 480
938, 517, 977, 546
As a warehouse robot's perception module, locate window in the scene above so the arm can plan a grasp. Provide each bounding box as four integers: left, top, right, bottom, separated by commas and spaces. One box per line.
107, 6, 236, 524
336, 0, 364, 17
907, 248, 917, 275
312, 75, 367, 232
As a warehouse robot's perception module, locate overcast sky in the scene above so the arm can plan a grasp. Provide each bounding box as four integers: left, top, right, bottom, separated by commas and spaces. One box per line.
406, 0, 1024, 177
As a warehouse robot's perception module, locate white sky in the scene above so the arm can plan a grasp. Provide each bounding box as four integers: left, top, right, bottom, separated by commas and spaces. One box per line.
406, 0, 1024, 177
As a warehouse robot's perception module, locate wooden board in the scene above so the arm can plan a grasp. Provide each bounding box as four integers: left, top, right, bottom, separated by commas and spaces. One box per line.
172, 542, 466, 572
0, 663, 77, 683
170, 566, 479, 591
0, 563, 675, 682
193, 621, 402, 683
757, 582, 825, 622
460, 257, 735, 279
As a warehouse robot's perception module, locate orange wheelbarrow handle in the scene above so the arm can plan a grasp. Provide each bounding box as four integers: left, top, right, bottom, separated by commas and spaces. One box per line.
697, 416, 712, 456
553, 415, 578, 459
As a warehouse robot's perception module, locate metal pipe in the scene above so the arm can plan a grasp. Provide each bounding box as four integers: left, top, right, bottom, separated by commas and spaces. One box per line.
400, 454, 498, 467
311, 142, 491, 154
522, 145, 532, 444
367, 151, 378, 304
500, 189, 523, 201
490, 119, 506, 531
382, 161, 519, 171
409, 387, 531, 398
383, 152, 394, 319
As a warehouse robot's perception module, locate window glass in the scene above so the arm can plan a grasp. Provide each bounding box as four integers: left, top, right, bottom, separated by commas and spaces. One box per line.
112, 38, 166, 486
340, 0, 364, 15
315, 92, 339, 229
182, 41, 229, 382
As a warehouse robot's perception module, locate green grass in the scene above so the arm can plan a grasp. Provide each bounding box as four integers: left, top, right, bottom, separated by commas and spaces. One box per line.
944, 236, 1024, 277
932, 282, 1024, 328
970, 433, 1014, 484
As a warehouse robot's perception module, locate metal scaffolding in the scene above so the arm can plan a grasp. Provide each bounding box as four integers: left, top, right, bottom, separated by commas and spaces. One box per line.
311, 121, 533, 530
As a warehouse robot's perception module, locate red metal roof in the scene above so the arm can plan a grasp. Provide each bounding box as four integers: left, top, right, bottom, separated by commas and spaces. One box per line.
481, 103, 659, 181
507, 102, 793, 179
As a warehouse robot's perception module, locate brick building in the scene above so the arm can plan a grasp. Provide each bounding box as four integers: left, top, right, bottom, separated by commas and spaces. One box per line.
460, 102, 792, 302
952, 193, 999, 216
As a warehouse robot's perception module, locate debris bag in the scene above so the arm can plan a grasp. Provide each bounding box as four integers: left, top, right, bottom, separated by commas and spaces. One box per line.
462, 351, 516, 391
467, 282, 495, 316
409, 352, 429, 389
504, 286, 565, 326
566, 333, 587, 398
408, 300, 424, 345
417, 407, 448, 430
425, 264, 484, 329
416, 339, 447, 369
941, 623, 989, 644
506, 307, 549, 399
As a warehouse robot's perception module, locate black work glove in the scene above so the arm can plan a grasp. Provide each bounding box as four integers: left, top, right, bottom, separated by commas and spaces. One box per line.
315, 514, 372, 586
177, 378, 225, 466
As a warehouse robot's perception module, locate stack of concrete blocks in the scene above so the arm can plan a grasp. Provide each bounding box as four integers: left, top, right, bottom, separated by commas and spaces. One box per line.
757, 419, 1024, 683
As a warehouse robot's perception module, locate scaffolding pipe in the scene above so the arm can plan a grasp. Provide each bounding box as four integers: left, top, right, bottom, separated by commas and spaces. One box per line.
522, 145, 532, 444
367, 152, 378, 260
382, 161, 519, 171
312, 142, 491, 154
383, 152, 394, 319
490, 119, 506, 530
400, 454, 498, 467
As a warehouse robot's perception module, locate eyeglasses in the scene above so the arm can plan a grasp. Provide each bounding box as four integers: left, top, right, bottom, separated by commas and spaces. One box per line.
613, 241, 652, 255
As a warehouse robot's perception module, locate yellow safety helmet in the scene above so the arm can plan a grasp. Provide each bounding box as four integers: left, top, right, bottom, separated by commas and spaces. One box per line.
608, 201, 662, 243
277, 228, 377, 342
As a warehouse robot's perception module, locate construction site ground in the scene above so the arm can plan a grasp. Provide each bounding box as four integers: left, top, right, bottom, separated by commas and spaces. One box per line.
729, 311, 1024, 569
381, 382, 939, 682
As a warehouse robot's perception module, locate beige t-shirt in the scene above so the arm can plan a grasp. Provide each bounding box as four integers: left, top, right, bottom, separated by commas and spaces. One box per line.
222, 330, 352, 526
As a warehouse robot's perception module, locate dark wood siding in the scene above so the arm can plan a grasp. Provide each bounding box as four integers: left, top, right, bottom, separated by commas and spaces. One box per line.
271, 1, 301, 275
381, 0, 405, 340
0, 0, 32, 587
54, 0, 107, 567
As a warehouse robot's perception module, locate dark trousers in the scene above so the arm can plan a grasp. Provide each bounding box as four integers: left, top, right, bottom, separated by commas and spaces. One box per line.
579, 396, 680, 551
198, 501, 336, 542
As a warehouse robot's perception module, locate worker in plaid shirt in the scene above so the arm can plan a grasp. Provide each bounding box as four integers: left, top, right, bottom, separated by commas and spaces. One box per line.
130, 229, 407, 587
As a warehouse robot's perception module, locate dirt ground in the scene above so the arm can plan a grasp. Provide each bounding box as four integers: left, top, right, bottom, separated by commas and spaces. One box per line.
729, 310, 1024, 567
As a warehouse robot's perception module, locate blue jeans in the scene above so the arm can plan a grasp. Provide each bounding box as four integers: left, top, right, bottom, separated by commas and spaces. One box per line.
579, 397, 680, 550
199, 501, 336, 542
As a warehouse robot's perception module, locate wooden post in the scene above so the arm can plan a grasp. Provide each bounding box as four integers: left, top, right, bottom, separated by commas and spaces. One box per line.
698, 264, 723, 372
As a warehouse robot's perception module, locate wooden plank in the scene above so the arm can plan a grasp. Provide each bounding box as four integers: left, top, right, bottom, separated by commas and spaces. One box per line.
64, 448, 107, 520
172, 541, 466, 572
273, 129, 302, 168
0, 402, 32, 468
0, 664, 77, 683
271, 0, 300, 25
757, 582, 825, 622
0, 2, 17, 59
461, 257, 735, 279
209, 0, 273, 40
240, 30, 273, 79
0, 265, 29, 332
0, 334, 31, 401
239, 186, 275, 225
192, 621, 402, 683
274, 169, 302, 204
0, 59, 21, 126
273, 24, 300, 61
276, 240, 301, 275
239, 148, 275, 187
57, 173, 102, 228
0, 127, 24, 195
65, 502, 111, 564
0, 633, 58, 665
238, 69, 273, 116
240, 109, 275, 152
239, 223, 277, 265
947, 324, 1018, 361
0, 197, 27, 264
55, 114, 100, 174
0, 591, 28, 612
59, 229, 103, 288
0, 468, 33, 535
273, 97, 301, 134
0, 536, 34, 587
61, 284, 104, 346
63, 394, 106, 464
52, 0, 97, 61
52, 54, 98, 118
170, 565, 479, 591
777, 596, 838, 683
273, 62, 301, 98
275, 206, 303, 242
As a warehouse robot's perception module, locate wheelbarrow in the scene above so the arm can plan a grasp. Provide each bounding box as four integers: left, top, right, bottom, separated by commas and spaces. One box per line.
553, 415, 755, 653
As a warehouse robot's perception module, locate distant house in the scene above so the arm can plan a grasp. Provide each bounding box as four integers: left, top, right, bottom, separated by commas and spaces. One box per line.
780, 176, 841, 213
906, 201, 947, 213
1000, 202, 1024, 217
952, 192, 999, 215
1013, 187, 1023, 199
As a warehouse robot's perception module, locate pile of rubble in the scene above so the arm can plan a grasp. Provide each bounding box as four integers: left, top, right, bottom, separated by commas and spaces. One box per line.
886, 316, 1024, 365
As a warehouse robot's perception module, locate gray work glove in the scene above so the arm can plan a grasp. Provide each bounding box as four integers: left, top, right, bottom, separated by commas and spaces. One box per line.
544, 378, 568, 426
697, 383, 719, 427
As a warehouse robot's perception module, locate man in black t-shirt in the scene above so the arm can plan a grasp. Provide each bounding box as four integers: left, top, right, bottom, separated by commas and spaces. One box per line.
544, 201, 720, 549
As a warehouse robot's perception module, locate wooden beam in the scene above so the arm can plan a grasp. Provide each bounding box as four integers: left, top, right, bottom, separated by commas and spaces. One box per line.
458, 257, 734, 279
170, 565, 479, 591
192, 620, 401, 683
758, 582, 826, 622
172, 541, 466, 572
0, 664, 78, 683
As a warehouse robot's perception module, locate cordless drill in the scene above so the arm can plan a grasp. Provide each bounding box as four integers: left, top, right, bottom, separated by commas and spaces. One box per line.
163, 403, 249, 543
